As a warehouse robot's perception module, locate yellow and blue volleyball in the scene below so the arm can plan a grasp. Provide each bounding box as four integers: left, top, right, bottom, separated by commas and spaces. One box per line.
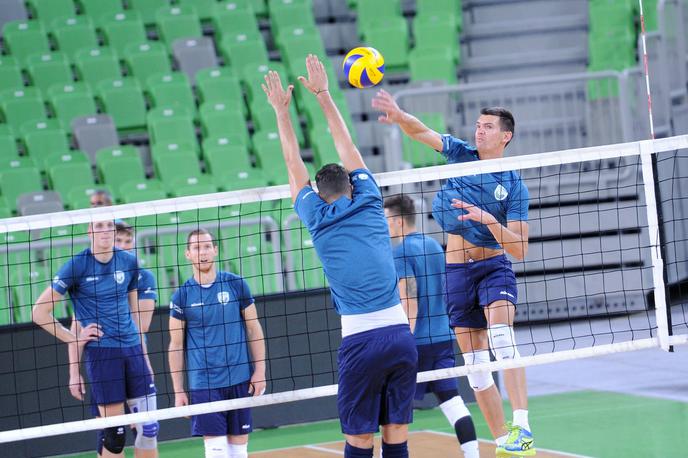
342, 47, 385, 89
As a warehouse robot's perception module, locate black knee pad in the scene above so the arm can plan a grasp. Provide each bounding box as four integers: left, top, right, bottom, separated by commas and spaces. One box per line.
103, 425, 126, 454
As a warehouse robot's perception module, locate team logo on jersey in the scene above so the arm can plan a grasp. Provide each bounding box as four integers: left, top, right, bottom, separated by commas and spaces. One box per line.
217, 291, 230, 304
356, 173, 368, 181
494, 184, 508, 201
114, 270, 125, 284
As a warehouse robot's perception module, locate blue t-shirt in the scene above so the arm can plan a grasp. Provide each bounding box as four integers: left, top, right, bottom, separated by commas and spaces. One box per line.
431, 134, 529, 249
52, 247, 140, 348
294, 168, 400, 315
137, 268, 157, 302
169, 271, 254, 390
393, 233, 453, 346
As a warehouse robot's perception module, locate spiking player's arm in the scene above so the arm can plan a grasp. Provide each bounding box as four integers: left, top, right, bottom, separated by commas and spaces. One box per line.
242, 304, 266, 397
263, 70, 310, 203
299, 54, 366, 172
372, 89, 443, 152
399, 277, 418, 333
168, 315, 188, 407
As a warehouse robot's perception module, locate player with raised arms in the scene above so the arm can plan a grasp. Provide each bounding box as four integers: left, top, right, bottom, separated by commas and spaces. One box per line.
263, 54, 417, 458
168, 229, 266, 458
373, 91, 535, 457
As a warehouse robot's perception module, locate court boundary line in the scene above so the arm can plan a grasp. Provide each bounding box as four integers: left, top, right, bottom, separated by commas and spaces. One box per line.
424, 430, 595, 458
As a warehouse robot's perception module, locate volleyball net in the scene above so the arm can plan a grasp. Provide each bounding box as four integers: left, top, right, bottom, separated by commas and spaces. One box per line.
0, 135, 687, 445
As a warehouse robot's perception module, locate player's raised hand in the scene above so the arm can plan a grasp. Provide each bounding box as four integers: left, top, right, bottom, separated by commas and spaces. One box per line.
372, 89, 403, 124
298, 54, 329, 96
262, 70, 293, 112
68, 372, 86, 401
248, 373, 266, 397
451, 199, 497, 225
78, 323, 103, 345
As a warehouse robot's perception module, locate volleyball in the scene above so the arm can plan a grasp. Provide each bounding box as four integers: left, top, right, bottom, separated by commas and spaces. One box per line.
342, 46, 385, 89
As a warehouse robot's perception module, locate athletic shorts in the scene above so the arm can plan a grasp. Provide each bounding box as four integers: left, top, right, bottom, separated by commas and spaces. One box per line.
337, 324, 418, 435
83, 344, 152, 406
446, 254, 518, 329
190, 382, 253, 437
414, 340, 457, 400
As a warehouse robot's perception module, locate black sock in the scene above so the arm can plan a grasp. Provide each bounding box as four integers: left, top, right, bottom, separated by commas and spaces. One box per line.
455, 415, 478, 444
344, 442, 373, 458
382, 440, 408, 458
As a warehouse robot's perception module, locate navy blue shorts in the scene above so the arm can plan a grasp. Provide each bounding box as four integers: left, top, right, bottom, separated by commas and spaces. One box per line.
190, 382, 253, 437
446, 255, 518, 329
414, 340, 458, 400
337, 324, 418, 435
83, 344, 152, 406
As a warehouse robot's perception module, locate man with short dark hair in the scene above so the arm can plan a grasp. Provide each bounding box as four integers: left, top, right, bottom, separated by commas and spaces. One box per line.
383, 194, 478, 458
373, 91, 534, 457
168, 228, 266, 458
90, 189, 113, 207
264, 55, 417, 458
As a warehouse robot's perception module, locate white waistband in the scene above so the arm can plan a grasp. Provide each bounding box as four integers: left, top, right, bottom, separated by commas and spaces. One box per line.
340, 304, 409, 338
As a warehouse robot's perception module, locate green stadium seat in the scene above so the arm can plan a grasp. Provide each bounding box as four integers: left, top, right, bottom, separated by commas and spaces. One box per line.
269, 0, 316, 36
285, 223, 326, 290
274, 23, 319, 50
217, 168, 268, 191
211, 3, 261, 42
96, 77, 147, 131
128, 0, 172, 25
251, 130, 291, 184
176, 0, 216, 21
155, 5, 203, 45
150, 140, 197, 161
26, 52, 74, 95
145, 72, 197, 115
50, 16, 99, 60
402, 112, 447, 167
0, 130, 19, 161
153, 150, 202, 182
201, 134, 249, 159
0, 161, 43, 213
97, 146, 146, 189
119, 179, 168, 203
359, 16, 409, 70
199, 102, 249, 143
589, 1, 635, 37
20, 119, 70, 163
74, 47, 123, 88
0, 287, 11, 325
409, 47, 457, 84
147, 106, 198, 152
48, 161, 95, 199
588, 33, 636, 71
415, 0, 462, 30
280, 35, 327, 80
251, 0, 268, 16
47, 83, 98, 131
26, 0, 77, 26
100, 11, 148, 56
11, 264, 53, 323
123, 42, 173, 82
169, 175, 218, 197
356, 0, 401, 29
2, 20, 51, 65
0, 57, 24, 93
219, 33, 270, 72
233, 241, 283, 296
204, 143, 253, 174
195, 67, 246, 115
41, 149, 89, 174
76, 0, 125, 25
66, 184, 114, 209
249, 101, 304, 145
310, 130, 342, 169
413, 14, 460, 63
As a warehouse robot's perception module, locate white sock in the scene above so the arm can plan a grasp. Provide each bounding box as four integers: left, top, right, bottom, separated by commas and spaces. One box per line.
496, 434, 508, 446
513, 409, 530, 431
460, 439, 479, 458
227, 443, 248, 458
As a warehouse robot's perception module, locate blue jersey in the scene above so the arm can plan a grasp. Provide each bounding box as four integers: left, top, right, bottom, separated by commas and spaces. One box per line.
137, 268, 157, 302
52, 247, 140, 348
393, 233, 453, 345
170, 271, 254, 390
294, 168, 400, 315
431, 134, 529, 249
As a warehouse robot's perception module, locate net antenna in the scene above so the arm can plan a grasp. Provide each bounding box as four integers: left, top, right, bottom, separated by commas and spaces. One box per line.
639, 0, 655, 139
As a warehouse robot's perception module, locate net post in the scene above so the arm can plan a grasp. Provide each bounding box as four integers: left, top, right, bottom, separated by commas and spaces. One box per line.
639, 139, 670, 350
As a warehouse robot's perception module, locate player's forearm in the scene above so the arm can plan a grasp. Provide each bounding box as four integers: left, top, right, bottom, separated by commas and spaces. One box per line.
68, 319, 82, 376
246, 325, 266, 375
316, 91, 364, 170
137, 299, 155, 334
168, 344, 186, 392
33, 306, 76, 344
275, 109, 309, 185
486, 221, 528, 260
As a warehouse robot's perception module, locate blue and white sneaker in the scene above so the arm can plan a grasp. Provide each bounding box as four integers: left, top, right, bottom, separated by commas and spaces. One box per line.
496, 422, 535, 456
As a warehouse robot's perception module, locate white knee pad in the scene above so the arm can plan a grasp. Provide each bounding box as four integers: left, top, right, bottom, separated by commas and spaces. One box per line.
439, 395, 471, 425
204, 436, 229, 458
127, 393, 159, 450
488, 324, 520, 360
463, 350, 495, 391
228, 442, 249, 458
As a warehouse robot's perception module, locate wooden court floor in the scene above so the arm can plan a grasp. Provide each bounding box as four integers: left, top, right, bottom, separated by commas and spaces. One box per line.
251, 430, 591, 457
